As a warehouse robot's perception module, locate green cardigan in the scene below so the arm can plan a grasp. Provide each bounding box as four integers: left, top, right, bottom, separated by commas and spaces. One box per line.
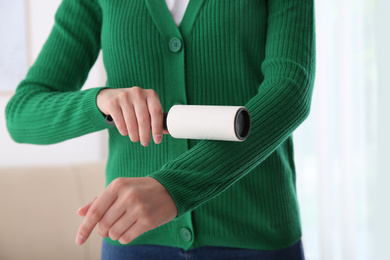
6, 0, 315, 251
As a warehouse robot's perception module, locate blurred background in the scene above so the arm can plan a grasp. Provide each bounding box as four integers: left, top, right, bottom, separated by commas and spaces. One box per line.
0, 0, 389, 259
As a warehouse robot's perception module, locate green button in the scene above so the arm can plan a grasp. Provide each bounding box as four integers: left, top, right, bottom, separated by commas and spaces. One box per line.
180, 228, 192, 242
169, 37, 182, 52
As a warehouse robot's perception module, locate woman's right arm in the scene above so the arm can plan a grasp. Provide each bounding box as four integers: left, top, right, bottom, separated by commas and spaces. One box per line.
6, 0, 107, 144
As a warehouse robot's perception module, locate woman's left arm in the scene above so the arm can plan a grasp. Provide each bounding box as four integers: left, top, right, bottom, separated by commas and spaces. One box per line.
151, 0, 316, 217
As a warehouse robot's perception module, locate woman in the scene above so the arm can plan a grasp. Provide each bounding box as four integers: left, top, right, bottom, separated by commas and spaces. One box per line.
6, 0, 315, 259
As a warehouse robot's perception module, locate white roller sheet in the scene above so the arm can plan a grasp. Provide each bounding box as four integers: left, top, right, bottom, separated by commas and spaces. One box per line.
166, 105, 250, 142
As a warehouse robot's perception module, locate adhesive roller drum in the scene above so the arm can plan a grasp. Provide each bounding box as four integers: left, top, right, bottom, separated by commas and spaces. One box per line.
166, 105, 251, 141
105, 105, 251, 142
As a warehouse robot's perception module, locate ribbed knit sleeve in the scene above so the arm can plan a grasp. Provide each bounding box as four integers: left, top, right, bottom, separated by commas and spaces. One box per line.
150, 0, 316, 218
5, 0, 107, 144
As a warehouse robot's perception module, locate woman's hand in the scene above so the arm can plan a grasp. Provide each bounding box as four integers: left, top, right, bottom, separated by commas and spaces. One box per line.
75, 177, 177, 245
97, 87, 169, 146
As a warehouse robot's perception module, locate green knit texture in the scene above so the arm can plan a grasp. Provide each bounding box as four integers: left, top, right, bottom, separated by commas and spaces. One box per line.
6, 0, 315, 251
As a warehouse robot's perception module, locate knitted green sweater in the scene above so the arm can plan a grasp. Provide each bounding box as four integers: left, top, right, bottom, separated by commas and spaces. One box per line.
6, 0, 315, 251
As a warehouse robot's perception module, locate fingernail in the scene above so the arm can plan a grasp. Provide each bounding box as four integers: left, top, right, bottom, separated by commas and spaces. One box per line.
76, 235, 85, 245
154, 134, 163, 144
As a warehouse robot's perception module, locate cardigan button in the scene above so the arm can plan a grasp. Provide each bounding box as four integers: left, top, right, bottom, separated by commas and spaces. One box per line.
180, 228, 192, 242
169, 37, 182, 52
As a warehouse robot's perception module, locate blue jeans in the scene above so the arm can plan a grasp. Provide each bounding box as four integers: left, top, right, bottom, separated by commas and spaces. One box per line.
101, 239, 305, 260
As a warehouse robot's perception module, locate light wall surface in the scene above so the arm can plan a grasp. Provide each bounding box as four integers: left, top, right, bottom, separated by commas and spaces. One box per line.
372, 0, 390, 259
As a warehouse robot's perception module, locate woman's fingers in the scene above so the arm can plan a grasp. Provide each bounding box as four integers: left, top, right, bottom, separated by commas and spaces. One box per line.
77, 197, 97, 217
76, 191, 117, 245
109, 106, 127, 136
133, 98, 151, 147
121, 102, 139, 143
147, 90, 164, 144
97, 87, 166, 146
97, 199, 129, 238
107, 211, 137, 241
118, 220, 148, 245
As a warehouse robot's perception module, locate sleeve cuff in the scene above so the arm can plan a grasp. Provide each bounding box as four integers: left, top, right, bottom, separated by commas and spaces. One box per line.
149, 169, 190, 218
82, 87, 110, 131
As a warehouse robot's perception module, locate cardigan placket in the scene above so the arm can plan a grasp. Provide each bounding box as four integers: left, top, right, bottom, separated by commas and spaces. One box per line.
144, 0, 206, 249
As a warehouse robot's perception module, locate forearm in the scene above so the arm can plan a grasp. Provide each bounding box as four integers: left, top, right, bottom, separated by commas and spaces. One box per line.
150, 0, 316, 217
6, 83, 107, 144
151, 63, 313, 217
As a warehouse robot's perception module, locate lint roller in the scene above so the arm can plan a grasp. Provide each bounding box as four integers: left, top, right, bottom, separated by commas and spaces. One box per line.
105, 105, 251, 142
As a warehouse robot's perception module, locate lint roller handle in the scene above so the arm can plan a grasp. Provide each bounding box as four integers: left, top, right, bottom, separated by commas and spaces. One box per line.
105, 113, 168, 131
